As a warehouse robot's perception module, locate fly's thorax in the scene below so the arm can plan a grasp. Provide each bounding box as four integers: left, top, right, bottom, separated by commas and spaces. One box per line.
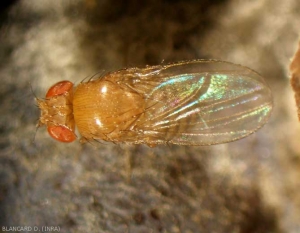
72, 78, 146, 141
37, 91, 75, 131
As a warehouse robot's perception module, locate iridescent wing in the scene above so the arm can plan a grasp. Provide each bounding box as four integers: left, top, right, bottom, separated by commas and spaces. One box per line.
121, 60, 273, 146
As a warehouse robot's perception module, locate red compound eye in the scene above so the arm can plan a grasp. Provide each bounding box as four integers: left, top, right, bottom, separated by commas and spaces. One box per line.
46, 81, 73, 98
47, 125, 76, 143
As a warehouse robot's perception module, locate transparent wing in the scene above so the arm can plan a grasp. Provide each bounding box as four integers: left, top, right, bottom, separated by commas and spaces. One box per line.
122, 60, 273, 145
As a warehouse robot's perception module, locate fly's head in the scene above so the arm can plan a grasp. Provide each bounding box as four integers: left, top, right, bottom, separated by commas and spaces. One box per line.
37, 81, 76, 142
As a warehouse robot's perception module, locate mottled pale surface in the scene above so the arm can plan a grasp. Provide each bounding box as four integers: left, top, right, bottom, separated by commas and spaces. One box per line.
1, 0, 300, 232
290, 42, 300, 120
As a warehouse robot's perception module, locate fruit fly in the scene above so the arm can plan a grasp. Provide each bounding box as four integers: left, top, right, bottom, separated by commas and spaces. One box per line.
37, 60, 272, 146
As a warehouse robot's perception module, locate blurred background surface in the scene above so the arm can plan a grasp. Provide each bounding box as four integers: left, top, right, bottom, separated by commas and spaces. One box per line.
0, 0, 300, 232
